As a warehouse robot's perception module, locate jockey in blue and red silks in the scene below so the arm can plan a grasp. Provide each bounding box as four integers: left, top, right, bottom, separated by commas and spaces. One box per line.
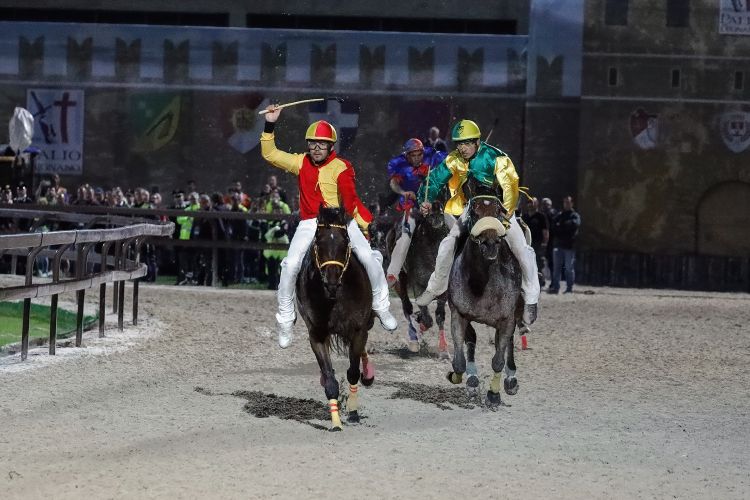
385, 138, 452, 287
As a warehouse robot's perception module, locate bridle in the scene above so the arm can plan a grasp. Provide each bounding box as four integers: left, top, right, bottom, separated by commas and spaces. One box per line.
470, 195, 503, 219
313, 223, 352, 284
469, 194, 506, 243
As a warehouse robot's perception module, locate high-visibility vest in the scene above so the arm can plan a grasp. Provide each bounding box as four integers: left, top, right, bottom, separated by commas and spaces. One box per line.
177, 203, 199, 240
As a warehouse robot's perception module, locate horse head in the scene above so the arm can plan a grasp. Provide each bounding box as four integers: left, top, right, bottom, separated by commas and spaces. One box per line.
424, 199, 447, 230
465, 179, 507, 262
314, 206, 352, 299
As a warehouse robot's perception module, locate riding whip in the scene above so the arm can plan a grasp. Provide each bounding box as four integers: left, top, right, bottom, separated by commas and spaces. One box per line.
258, 97, 343, 114
422, 164, 431, 204
484, 117, 500, 143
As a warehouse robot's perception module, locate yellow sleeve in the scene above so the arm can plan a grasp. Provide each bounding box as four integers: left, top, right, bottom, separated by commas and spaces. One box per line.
260, 132, 303, 175
494, 155, 519, 216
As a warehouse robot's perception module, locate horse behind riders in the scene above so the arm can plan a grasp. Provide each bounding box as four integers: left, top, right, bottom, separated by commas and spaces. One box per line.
392, 201, 452, 355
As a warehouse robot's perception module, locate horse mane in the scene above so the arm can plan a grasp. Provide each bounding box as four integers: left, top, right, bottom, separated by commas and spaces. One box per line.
461, 176, 501, 201
317, 205, 347, 226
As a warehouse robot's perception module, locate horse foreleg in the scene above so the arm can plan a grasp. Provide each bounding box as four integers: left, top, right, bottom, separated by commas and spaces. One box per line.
465, 323, 479, 396
504, 324, 519, 396
417, 305, 434, 332
398, 273, 420, 352
360, 350, 375, 386
487, 321, 516, 407
435, 298, 449, 359
447, 309, 468, 384
346, 332, 368, 424
309, 336, 342, 431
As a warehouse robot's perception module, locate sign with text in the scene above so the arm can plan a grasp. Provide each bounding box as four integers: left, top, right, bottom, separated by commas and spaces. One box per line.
26, 88, 85, 175
720, 0, 750, 35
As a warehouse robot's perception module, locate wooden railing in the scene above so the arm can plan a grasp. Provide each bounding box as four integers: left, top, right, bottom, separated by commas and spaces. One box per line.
0, 208, 174, 360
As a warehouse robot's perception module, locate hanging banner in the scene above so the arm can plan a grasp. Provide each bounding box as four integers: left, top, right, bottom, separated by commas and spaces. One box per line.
720, 0, 750, 35
26, 88, 85, 175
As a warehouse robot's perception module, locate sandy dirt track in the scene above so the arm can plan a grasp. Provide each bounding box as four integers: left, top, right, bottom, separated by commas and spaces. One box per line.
1, 283, 749, 499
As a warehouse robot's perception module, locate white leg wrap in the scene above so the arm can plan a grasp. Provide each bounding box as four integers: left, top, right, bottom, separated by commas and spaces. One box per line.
386, 215, 415, 277
275, 218, 317, 325
348, 220, 391, 312
506, 217, 540, 305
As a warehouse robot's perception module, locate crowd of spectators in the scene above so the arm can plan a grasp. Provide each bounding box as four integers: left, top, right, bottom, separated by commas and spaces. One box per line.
521, 195, 581, 294
0, 174, 294, 290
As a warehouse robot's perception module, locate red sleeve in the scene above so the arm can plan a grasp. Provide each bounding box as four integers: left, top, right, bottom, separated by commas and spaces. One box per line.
337, 162, 373, 225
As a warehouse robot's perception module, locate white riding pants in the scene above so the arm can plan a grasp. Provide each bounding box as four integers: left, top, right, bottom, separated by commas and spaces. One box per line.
424, 208, 540, 305
276, 218, 392, 325
386, 211, 457, 278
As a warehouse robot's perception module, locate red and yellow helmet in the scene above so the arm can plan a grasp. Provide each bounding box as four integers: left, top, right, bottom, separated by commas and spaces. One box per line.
305, 120, 338, 142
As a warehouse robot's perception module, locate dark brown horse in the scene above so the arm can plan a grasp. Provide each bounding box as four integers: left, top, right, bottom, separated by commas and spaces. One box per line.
446, 180, 524, 407
390, 202, 451, 355
296, 207, 375, 431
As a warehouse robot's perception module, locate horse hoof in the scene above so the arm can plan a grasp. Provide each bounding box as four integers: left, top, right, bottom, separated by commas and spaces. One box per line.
347, 411, 360, 423
446, 372, 463, 384
419, 323, 428, 333
466, 375, 480, 396
486, 390, 503, 407
407, 341, 420, 353
329, 426, 343, 432
361, 376, 375, 387
504, 377, 519, 395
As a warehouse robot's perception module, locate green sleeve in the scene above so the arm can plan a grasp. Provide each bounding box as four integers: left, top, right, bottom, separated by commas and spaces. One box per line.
417, 159, 453, 203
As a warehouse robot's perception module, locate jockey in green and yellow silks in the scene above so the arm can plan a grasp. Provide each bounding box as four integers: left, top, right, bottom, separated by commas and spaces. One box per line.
415, 119, 540, 325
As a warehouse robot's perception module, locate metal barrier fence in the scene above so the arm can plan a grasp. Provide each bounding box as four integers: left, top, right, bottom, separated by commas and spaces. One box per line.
0, 208, 174, 360
575, 251, 750, 292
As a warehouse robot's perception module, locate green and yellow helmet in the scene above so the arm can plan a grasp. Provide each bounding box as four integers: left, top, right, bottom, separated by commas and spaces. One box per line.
451, 119, 481, 142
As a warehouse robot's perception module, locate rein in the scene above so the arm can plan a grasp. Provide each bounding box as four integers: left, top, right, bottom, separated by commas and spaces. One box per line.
313, 223, 352, 283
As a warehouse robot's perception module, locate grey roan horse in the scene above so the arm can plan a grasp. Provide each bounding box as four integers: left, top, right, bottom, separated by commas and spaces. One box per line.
446, 181, 524, 406
390, 202, 451, 355
296, 207, 376, 430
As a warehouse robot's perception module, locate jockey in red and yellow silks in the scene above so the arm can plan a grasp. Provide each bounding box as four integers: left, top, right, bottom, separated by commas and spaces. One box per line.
261, 105, 397, 348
